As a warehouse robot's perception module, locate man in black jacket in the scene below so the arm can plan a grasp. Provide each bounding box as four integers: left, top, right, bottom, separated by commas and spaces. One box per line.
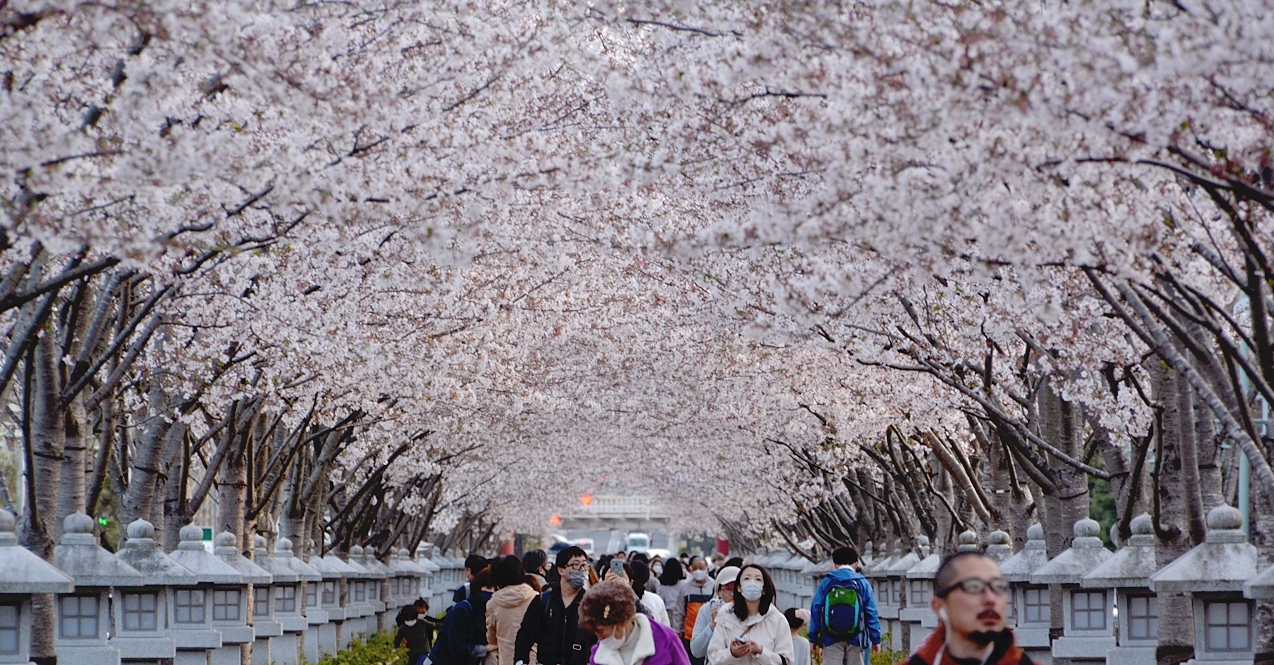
512, 546, 596, 665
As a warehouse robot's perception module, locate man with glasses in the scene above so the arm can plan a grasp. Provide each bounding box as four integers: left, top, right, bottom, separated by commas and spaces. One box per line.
902, 552, 1032, 665
514, 547, 597, 665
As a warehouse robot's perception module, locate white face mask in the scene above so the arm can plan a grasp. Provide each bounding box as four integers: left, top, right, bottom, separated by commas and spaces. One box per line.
692, 569, 708, 582
600, 623, 631, 650
652, 564, 663, 575
405, 619, 417, 626
739, 581, 764, 601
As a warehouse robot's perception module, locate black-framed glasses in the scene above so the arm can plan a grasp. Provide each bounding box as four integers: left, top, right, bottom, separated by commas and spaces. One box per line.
563, 562, 590, 572
936, 577, 1009, 598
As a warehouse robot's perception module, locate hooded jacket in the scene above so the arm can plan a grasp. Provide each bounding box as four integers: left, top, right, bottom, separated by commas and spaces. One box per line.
899, 626, 1032, 665
808, 567, 880, 649
706, 604, 794, 665
489, 584, 541, 665
588, 614, 689, 665
515, 585, 598, 665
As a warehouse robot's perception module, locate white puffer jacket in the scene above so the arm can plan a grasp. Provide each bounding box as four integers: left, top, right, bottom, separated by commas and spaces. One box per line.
706, 604, 794, 665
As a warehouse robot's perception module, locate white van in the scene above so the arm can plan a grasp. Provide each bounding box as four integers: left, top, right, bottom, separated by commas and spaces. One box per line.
626, 532, 650, 553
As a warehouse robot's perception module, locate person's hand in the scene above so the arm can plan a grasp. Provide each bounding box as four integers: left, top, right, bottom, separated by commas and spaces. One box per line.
729, 641, 750, 659
871, 644, 881, 654
746, 641, 763, 656
604, 570, 622, 583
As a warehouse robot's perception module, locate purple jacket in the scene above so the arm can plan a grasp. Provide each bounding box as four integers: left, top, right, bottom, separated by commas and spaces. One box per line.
589, 616, 690, 665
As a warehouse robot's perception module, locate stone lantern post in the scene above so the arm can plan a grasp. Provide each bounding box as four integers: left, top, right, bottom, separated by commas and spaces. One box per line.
307, 550, 351, 654
166, 525, 246, 665
255, 536, 305, 665
899, 536, 937, 653
388, 549, 421, 610
112, 519, 199, 664
1080, 513, 1158, 665
885, 540, 921, 651
1150, 505, 1258, 665
999, 523, 1050, 663
330, 549, 370, 642
1030, 518, 1115, 664
355, 545, 392, 631
867, 541, 899, 645
0, 509, 74, 665
223, 535, 282, 665
414, 544, 441, 610
271, 539, 323, 664
53, 512, 146, 665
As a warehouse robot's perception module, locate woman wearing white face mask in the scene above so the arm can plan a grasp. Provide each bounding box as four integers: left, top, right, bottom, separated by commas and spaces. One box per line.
707, 565, 794, 665
580, 580, 690, 665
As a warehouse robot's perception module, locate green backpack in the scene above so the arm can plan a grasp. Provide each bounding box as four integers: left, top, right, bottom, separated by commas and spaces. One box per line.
823, 580, 865, 640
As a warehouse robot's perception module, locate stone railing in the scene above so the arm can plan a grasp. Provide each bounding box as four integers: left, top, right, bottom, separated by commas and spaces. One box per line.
750, 503, 1268, 664
0, 510, 433, 665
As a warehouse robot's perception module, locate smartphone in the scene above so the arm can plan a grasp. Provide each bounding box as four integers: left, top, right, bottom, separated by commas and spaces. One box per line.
610, 559, 625, 578
734, 637, 748, 644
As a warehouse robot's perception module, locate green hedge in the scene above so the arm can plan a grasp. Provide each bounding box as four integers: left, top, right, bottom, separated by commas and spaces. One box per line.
305, 631, 408, 665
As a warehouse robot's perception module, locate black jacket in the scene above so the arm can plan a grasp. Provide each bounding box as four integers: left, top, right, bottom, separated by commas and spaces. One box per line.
395, 622, 433, 659
428, 596, 487, 665
514, 587, 596, 665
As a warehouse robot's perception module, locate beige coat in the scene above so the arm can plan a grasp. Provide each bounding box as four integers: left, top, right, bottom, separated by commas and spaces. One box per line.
487, 584, 540, 665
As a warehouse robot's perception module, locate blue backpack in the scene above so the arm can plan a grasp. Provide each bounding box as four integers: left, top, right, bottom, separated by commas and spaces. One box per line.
822, 578, 866, 640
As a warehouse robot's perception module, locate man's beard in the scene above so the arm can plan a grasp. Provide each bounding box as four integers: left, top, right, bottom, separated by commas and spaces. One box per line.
967, 629, 1007, 647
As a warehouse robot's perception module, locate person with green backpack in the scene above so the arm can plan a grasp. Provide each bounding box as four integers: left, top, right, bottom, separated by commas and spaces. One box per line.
808, 547, 881, 665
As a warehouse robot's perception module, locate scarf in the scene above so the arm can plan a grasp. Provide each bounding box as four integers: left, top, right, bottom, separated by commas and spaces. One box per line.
904, 626, 1027, 665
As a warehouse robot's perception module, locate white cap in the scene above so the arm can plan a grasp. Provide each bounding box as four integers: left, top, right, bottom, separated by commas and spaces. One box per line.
716, 565, 741, 586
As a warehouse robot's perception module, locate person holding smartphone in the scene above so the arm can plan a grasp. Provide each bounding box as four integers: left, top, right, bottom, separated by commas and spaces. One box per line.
706, 566, 793, 665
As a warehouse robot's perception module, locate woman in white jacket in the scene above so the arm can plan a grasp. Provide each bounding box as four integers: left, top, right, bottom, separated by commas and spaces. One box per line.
707, 565, 794, 665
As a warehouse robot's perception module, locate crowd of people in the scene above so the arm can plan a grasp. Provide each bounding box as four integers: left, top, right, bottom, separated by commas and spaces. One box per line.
394, 544, 1033, 665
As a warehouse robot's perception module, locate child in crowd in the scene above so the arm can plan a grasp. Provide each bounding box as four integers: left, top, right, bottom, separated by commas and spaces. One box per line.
785, 608, 811, 665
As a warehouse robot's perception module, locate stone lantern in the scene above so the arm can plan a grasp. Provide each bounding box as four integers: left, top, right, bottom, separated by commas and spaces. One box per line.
1030, 518, 1115, 664
999, 523, 1050, 662
414, 544, 441, 610
985, 530, 1012, 564
112, 519, 199, 663
201, 532, 267, 665
1150, 505, 1258, 665
211, 529, 273, 662
243, 535, 292, 665
0, 509, 74, 665
332, 549, 372, 642
53, 512, 146, 665
355, 545, 392, 631
885, 540, 921, 651
899, 536, 937, 653
307, 550, 351, 654
166, 525, 245, 665
271, 539, 323, 665
867, 541, 899, 642
388, 549, 423, 610
1081, 513, 1158, 665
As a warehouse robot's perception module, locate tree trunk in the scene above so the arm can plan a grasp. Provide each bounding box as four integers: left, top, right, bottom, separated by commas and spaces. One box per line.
1038, 383, 1089, 660
216, 419, 250, 545
24, 332, 64, 663
57, 397, 88, 524
1154, 365, 1195, 665
119, 384, 175, 538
